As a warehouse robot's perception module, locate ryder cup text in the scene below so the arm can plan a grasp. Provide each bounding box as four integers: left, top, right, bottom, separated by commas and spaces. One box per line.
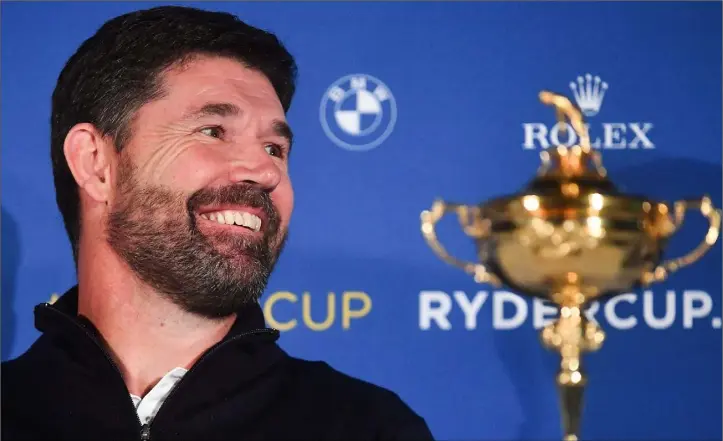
419, 290, 718, 330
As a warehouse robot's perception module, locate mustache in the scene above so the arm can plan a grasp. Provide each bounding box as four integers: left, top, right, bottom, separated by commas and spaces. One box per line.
186, 183, 280, 234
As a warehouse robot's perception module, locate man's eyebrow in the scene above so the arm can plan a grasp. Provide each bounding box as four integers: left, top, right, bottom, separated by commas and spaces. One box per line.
271, 119, 294, 150
182, 102, 241, 120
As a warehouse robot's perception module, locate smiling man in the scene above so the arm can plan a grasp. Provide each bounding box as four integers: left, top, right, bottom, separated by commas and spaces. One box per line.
1, 6, 433, 441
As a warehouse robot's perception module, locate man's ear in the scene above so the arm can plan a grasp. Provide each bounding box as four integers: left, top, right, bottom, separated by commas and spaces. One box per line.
63, 123, 114, 204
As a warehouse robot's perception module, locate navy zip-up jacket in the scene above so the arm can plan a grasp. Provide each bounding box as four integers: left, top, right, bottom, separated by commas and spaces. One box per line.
1, 286, 434, 441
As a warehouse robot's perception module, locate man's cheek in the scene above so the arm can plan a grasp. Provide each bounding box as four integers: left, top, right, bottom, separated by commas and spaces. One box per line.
162, 157, 218, 192
281, 194, 294, 229
271, 174, 291, 203
143, 139, 209, 187
285, 189, 294, 221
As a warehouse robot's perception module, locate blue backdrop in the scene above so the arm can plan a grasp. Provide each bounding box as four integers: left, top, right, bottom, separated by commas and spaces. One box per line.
2, 2, 721, 440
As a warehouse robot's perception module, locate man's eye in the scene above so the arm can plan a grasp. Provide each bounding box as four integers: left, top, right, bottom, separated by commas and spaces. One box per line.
200, 126, 225, 139
265, 143, 286, 158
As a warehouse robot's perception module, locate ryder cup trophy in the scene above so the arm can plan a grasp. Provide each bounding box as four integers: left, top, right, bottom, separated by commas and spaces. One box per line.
420, 90, 721, 441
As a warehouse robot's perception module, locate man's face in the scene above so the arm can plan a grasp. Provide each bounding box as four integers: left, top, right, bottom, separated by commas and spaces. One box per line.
106, 56, 294, 318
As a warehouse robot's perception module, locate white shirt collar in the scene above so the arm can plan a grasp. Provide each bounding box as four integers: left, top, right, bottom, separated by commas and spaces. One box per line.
130, 367, 188, 425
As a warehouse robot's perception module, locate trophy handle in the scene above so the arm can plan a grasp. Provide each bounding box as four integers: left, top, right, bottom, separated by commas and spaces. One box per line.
420, 200, 502, 286
642, 196, 722, 285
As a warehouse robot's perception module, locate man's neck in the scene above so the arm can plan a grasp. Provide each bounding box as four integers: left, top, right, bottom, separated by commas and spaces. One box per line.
76, 245, 236, 398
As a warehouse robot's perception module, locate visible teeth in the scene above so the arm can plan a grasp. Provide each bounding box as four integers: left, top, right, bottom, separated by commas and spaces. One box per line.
202, 210, 262, 232
234, 211, 244, 227
241, 212, 252, 228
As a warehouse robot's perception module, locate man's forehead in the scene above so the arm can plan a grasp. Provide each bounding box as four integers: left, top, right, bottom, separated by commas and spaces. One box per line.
157, 57, 284, 113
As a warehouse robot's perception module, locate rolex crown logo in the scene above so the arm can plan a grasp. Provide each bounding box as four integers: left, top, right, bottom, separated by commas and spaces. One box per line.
569, 73, 608, 117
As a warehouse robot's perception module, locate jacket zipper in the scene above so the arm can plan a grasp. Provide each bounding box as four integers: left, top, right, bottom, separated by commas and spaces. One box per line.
41, 304, 278, 441
143, 327, 278, 438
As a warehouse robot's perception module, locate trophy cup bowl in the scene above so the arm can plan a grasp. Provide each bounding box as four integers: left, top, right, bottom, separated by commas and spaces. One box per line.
420, 91, 721, 441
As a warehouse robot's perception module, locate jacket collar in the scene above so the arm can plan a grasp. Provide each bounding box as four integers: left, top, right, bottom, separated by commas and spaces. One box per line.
35, 285, 277, 340
25, 285, 288, 434
33, 285, 282, 373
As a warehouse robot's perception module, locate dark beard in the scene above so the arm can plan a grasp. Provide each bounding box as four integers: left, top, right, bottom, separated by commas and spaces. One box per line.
106, 155, 287, 318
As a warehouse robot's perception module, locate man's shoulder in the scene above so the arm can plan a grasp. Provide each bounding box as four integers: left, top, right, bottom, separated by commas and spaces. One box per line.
1, 337, 59, 428
285, 356, 435, 440
1, 336, 56, 391
288, 356, 402, 401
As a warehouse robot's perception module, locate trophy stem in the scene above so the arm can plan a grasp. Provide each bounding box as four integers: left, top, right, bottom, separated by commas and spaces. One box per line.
542, 285, 605, 441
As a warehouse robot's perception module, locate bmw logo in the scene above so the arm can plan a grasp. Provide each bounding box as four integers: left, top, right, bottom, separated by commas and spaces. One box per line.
319, 73, 397, 152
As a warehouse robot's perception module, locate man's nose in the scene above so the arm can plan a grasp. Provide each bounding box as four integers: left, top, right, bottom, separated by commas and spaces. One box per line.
227, 145, 282, 191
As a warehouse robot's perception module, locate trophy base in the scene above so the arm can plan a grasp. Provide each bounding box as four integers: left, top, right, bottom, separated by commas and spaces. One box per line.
541, 284, 605, 441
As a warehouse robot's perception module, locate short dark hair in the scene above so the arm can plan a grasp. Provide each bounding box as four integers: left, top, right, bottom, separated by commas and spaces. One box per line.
50, 5, 298, 265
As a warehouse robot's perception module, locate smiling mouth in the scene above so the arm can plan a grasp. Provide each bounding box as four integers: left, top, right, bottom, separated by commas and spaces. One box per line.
198, 209, 262, 233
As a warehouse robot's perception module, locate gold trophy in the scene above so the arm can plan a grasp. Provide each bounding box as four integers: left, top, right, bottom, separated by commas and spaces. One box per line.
420, 90, 721, 441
